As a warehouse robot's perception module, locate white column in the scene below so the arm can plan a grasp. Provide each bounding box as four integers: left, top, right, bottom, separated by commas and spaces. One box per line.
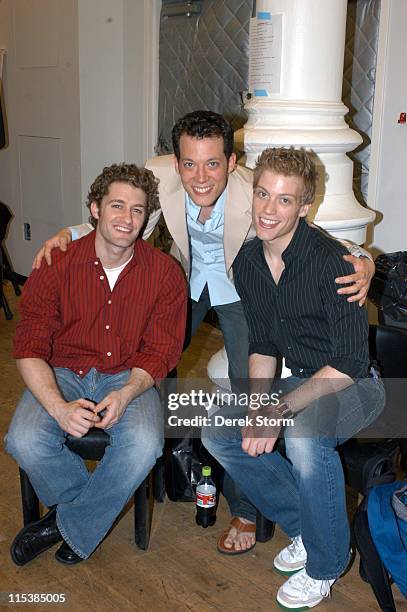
237, 0, 375, 244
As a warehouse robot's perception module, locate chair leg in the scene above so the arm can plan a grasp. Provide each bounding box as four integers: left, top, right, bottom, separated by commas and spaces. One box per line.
153, 456, 166, 502
19, 468, 40, 525
1, 245, 21, 296
256, 510, 275, 543
1, 290, 13, 319
133, 473, 153, 550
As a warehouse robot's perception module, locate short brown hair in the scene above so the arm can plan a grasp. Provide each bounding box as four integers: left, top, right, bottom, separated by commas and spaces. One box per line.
253, 147, 318, 205
86, 163, 160, 228
172, 110, 234, 161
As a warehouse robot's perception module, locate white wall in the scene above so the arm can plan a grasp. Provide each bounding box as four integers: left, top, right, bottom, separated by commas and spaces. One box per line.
0, 0, 82, 277
0, 0, 160, 275
368, 0, 407, 254
78, 0, 160, 212
123, 0, 160, 167
78, 0, 125, 210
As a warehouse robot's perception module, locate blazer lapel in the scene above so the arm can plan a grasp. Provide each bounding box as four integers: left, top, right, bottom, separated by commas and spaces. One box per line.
224, 169, 254, 276
159, 173, 190, 272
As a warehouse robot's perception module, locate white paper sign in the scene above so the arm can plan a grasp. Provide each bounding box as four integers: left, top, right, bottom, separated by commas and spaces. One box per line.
249, 12, 282, 97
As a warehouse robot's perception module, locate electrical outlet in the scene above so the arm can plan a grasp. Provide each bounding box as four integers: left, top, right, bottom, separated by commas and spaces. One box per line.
23, 222, 31, 240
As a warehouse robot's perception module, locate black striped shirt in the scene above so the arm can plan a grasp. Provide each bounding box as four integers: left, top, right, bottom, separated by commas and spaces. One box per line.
233, 219, 369, 379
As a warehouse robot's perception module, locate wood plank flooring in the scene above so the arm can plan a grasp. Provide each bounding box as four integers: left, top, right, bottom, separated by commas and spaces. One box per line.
0, 282, 406, 611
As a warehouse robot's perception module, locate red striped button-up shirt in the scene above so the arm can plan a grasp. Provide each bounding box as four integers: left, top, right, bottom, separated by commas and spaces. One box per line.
14, 231, 187, 380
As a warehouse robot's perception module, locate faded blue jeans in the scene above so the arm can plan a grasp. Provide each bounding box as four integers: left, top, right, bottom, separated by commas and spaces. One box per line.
202, 375, 385, 579
5, 367, 163, 559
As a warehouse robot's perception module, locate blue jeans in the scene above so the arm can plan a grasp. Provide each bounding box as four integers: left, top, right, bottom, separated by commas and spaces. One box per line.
202, 376, 385, 579
5, 367, 163, 559
190, 285, 256, 522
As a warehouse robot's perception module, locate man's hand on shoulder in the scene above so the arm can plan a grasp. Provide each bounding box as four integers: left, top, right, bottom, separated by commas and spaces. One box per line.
32, 228, 72, 270
52, 398, 100, 437
335, 254, 375, 306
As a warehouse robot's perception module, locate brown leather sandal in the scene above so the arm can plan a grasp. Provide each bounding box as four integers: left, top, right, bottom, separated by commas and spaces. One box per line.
217, 517, 256, 555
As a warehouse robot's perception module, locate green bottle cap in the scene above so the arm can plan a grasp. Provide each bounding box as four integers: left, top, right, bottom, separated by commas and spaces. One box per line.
202, 465, 211, 477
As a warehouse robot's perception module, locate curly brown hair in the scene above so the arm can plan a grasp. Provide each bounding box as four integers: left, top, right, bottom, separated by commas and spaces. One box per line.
253, 147, 318, 205
86, 163, 160, 228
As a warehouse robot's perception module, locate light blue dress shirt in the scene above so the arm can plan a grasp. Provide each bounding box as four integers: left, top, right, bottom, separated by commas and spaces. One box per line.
186, 191, 240, 306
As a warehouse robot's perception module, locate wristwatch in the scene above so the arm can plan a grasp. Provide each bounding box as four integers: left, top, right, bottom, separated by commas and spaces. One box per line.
275, 401, 295, 420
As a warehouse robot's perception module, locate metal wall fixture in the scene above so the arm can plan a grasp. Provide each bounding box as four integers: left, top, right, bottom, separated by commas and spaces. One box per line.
161, 2, 202, 19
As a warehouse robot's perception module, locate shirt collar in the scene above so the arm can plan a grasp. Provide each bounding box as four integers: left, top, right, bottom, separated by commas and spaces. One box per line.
75, 228, 144, 270
243, 219, 315, 268
185, 188, 226, 223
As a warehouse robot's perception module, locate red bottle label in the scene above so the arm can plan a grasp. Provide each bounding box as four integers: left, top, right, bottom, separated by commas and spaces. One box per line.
196, 491, 216, 508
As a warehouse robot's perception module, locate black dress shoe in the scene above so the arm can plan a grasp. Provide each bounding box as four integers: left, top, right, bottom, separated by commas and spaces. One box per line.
10, 507, 62, 566
55, 541, 83, 565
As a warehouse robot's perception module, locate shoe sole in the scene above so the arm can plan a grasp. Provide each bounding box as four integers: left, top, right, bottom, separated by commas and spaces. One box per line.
276, 599, 318, 611
273, 563, 306, 577
54, 552, 83, 565
217, 541, 256, 556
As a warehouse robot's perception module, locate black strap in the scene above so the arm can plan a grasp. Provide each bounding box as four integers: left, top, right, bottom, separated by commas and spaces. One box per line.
352, 502, 396, 612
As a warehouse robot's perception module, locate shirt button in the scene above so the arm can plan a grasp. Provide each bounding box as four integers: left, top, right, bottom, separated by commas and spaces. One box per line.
105, 325, 110, 330
287, 346, 292, 350
107, 352, 112, 357
100, 275, 104, 280
79, 370, 83, 375
94, 261, 99, 265
108, 300, 112, 305
280, 318, 285, 323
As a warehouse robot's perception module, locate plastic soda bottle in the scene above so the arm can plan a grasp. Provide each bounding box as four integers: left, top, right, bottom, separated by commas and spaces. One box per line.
195, 465, 217, 528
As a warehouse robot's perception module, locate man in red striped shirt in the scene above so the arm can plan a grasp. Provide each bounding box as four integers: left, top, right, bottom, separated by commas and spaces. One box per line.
6, 163, 187, 566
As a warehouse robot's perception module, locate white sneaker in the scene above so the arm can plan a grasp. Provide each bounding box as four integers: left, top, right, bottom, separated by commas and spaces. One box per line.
273, 535, 307, 575
276, 568, 335, 609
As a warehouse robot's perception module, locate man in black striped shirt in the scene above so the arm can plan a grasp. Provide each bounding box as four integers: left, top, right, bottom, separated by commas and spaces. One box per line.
203, 148, 385, 610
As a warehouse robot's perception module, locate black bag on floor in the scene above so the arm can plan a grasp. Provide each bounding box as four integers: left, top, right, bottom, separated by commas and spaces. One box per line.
164, 434, 223, 502
369, 251, 407, 322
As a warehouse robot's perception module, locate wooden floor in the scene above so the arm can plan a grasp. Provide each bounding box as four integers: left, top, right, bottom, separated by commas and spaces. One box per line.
0, 282, 406, 612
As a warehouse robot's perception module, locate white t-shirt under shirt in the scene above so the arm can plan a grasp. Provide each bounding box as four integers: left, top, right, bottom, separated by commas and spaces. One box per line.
104, 254, 133, 290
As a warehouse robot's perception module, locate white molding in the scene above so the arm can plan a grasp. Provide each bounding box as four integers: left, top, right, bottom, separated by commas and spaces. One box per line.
367, 0, 391, 212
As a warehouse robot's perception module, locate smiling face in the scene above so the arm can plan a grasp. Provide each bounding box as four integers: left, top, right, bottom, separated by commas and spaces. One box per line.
90, 181, 147, 256
252, 170, 311, 251
175, 134, 236, 208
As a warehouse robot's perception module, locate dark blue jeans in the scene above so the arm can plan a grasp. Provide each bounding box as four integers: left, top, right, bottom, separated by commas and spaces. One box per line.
190, 285, 256, 522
